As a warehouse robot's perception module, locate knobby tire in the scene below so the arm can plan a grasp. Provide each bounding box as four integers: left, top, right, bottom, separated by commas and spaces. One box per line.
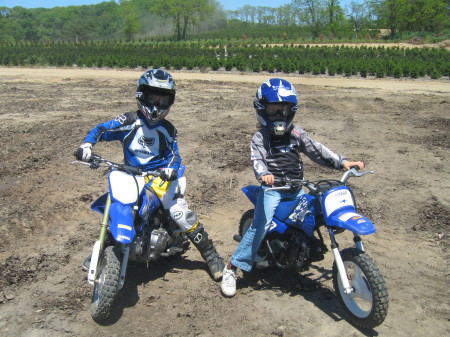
91, 245, 121, 322
332, 248, 388, 329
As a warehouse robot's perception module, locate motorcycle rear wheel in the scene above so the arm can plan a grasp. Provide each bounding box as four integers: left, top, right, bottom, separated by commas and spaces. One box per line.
91, 245, 121, 322
239, 209, 255, 236
239, 209, 271, 267
332, 248, 388, 329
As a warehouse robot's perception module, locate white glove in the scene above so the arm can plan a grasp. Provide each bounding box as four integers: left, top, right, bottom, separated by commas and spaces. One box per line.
76, 143, 92, 162
159, 167, 177, 181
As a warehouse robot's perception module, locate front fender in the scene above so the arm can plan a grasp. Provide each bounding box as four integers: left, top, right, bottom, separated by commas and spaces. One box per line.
320, 185, 376, 235
326, 211, 376, 235
109, 202, 136, 243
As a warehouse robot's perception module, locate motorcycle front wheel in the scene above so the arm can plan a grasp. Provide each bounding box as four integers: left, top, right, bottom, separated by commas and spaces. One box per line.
91, 245, 121, 322
332, 248, 388, 329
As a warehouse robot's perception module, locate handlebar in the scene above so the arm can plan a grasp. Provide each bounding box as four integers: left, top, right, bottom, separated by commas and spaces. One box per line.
340, 167, 374, 183
266, 168, 374, 194
72, 152, 160, 177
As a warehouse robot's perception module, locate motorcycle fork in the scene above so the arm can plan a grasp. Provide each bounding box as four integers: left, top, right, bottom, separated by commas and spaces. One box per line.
117, 199, 141, 290
118, 244, 129, 290
353, 234, 364, 251
328, 227, 354, 295
99, 193, 112, 250
88, 193, 113, 285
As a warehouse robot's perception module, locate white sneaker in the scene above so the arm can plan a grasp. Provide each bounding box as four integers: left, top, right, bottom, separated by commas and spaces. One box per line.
220, 266, 237, 297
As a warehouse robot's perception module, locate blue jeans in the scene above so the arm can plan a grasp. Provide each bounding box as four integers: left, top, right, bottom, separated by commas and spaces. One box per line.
231, 185, 305, 272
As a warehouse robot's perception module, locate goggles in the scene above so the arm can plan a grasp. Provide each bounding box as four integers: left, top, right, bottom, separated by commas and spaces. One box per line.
146, 92, 173, 109
265, 103, 292, 117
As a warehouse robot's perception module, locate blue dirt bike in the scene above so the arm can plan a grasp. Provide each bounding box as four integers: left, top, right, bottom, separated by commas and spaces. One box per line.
235, 168, 388, 329
73, 154, 189, 322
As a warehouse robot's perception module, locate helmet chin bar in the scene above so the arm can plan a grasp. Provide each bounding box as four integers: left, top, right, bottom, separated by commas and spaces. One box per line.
273, 121, 286, 135
150, 107, 159, 121
139, 102, 170, 124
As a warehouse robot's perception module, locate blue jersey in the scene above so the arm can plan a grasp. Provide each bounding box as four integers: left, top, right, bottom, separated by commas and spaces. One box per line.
83, 111, 181, 171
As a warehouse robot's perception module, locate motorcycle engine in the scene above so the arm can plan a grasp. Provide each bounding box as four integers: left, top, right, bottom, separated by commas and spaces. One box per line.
268, 236, 300, 269
129, 236, 145, 258
148, 228, 169, 261
129, 228, 170, 262
266, 230, 326, 270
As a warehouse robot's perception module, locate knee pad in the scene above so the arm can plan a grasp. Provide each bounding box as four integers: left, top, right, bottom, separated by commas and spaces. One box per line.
169, 202, 198, 232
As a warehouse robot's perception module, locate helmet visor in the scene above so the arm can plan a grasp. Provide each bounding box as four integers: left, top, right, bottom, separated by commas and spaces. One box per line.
146, 92, 173, 109
265, 103, 292, 118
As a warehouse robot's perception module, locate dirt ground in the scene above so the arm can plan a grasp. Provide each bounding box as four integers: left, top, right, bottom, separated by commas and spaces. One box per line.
0, 67, 449, 337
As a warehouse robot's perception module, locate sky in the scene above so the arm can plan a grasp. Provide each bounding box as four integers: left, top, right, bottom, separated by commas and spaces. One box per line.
1, 0, 353, 11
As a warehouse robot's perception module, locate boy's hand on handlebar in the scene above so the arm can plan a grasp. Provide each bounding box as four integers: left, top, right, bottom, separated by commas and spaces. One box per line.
260, 174, 275, 186
75, 143, 92, 162
159, 168, 178, 181
342, 160, 365, 171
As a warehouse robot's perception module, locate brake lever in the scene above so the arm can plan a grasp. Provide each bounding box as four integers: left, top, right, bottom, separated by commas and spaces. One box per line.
90, 161, 100, 170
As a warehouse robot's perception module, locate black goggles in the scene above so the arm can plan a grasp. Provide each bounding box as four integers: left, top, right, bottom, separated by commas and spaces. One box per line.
265, 103, 292, 117
146, 92, 173, 109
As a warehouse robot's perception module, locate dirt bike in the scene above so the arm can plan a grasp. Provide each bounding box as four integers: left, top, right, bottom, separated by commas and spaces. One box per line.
235, 168, 388, 329
73, 154, 189, 322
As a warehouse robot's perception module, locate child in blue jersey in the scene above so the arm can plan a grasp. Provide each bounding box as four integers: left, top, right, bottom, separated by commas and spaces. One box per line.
75, 69, 225, 280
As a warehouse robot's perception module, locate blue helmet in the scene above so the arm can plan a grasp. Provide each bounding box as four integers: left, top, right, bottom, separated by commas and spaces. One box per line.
254, 78, 298, 135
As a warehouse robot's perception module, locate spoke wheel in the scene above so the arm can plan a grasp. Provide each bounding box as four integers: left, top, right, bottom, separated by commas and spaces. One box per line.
332, 248, 388, 329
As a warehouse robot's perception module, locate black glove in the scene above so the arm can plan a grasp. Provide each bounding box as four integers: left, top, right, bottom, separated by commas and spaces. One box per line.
159, 168, 178, 181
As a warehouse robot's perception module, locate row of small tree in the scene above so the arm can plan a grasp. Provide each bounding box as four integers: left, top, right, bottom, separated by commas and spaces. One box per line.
0, 42, 448, 80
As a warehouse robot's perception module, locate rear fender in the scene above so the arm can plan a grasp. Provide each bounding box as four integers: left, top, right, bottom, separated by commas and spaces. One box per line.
241, 185, 259, 206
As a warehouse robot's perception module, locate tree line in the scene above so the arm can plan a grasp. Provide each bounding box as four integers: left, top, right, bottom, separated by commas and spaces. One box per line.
0, 0, 448, 43
232, 1, 449, 38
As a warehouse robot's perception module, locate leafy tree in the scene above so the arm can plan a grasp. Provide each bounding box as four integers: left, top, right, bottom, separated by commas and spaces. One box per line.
374, 0, 448, 35
398, 0, 448, 32
0, 7, 22, 43
276, 5, 297, 26
291, 0, 327, 37
120, 1, 141, 41
372, 0, 400, 37
152, 0, 214, 40
94, 2, 122, 39
347, 1, 372, 38
325, 0, 345, 35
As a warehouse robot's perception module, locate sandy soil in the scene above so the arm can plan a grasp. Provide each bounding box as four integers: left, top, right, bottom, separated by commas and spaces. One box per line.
0, 67, 449, 337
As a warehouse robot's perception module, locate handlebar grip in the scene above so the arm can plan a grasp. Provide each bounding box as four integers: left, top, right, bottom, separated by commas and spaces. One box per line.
350, 165, 360, 170
122, 165, 143, 175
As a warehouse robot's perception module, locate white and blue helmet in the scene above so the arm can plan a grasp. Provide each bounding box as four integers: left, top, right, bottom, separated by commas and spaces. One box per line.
254, 78, 298, 135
